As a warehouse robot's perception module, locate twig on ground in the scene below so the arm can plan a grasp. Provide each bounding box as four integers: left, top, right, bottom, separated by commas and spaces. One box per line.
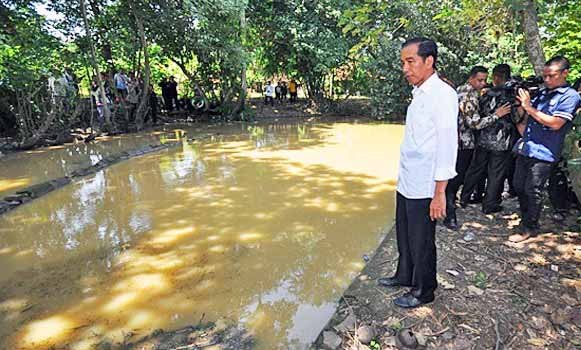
374, 287, 401, 300
171, 344, 202, 350
492, 316, 503, 350
459, 245, 510, 264
459, 323, 480, 334
506, 332, 519, 348
376, 258, 397, 266
444, 305, 469, 316
423, 326, 450, 337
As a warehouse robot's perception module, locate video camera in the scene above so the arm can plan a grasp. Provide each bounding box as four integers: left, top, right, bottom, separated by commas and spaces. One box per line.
493, 76, 544, 107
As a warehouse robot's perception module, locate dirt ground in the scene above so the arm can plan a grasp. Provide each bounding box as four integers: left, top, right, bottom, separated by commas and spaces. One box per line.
313, 196, 581, 350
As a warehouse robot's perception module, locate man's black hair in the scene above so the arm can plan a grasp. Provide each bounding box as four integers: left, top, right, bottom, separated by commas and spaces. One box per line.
469, 65, 488, 78
492, 64, 511, 81
545, 56, 570, 71
402, 37, 437, 69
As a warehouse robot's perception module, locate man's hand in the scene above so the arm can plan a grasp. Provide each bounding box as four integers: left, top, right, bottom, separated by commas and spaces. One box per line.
430, 192, 446, 221
494, 103, 511, 118
517, 88, 531, 109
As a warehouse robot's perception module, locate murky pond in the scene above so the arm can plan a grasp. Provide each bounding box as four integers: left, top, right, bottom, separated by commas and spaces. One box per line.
0, 122, 403, 349
0, 128, 199, 198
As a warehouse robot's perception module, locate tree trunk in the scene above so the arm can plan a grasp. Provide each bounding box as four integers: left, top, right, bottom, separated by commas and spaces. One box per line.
520, 0, 545, 75
80, 0, 111, 126
88, 0, 115, 75
128, 0, 150, 129
234, 5, 248, 117
170, 57, 211, 111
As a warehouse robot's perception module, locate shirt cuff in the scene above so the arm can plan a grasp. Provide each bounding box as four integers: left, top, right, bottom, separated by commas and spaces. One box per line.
434, 167, 457, 181
554, 111, 573, 121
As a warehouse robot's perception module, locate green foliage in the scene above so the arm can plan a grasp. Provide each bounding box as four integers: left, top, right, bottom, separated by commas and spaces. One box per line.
248, 0, 352, 102
541, 0, 581, 81
0, 3, 62, 89
1, 0, 579, 139
342, 0, 478, 119
473, 271, 488, 289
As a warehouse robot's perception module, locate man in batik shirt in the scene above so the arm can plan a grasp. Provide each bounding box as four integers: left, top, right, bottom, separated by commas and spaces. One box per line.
459, 64, 516, 214
444, 66, 488, 229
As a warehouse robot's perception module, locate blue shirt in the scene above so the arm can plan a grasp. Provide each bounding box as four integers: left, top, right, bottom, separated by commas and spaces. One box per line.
516, 85, 580, 162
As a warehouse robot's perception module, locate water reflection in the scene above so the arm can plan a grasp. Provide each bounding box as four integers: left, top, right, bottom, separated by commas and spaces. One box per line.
0, 128, 191, 198
0, 122, 403, 350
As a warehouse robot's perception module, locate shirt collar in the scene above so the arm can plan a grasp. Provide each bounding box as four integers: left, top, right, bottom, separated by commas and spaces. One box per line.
541, 84, 571, 95
412, 72, 439, 95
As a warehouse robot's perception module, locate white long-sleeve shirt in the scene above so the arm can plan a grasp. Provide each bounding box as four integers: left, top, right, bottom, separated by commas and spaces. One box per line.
397, 73, 458, 199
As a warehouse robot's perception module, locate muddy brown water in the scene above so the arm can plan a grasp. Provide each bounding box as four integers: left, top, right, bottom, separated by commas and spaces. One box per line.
0, 122, 402, 349
0, 128, 192, 198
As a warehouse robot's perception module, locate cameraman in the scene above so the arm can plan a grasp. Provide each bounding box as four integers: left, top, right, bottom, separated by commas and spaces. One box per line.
443, 65, 488, 229
509, 56, 581, 243
460, 64, 518, 214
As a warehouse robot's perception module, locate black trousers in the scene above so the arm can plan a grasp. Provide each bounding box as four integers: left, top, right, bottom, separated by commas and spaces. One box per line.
460, 148, 488, 204
446, 148, 474, 219
548, 161, 569, 212
394, 192, 437, 300
513, 155, 555, 228
506, 153, 517, 194
461, 148, 510, 211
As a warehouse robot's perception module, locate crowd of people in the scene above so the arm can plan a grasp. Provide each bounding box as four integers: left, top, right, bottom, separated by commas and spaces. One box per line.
263, 79, 299, 105
89, 71, 201, 126
378, 37, 581, 310
444, 58, 581, 244
89, 70, 159, 125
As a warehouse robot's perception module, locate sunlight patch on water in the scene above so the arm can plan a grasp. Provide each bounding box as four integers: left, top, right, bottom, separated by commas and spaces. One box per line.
1, 122, 402, 350
150, 226, 196, 245
0, 179, 30, 193
22, 316, 74, 346
102, 292, 139, 313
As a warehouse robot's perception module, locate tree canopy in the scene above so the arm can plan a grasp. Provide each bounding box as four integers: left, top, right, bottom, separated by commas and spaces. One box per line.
0, 0, 580, 142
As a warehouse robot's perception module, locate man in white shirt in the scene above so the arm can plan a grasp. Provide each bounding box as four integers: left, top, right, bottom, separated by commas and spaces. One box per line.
264, 81, 275, 106
378, 37, 458, 308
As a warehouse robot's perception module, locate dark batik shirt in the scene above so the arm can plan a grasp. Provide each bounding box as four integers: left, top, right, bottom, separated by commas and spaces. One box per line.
456, 83, 479, 150
474, 85, 523, 151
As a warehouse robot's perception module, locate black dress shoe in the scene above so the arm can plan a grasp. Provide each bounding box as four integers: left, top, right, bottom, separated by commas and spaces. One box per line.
468, 196, 483, 204
482, 205, 503, 214
393, 292, 434, 308
443, 218, 458, 230
377, 277, 408, 288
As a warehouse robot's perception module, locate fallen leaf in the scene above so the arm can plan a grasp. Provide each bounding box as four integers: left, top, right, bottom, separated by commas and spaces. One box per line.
527, 338, 546, 346
467, 285, 484, 296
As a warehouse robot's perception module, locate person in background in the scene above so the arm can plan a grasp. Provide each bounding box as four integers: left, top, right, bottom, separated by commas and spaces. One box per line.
289, 79, 298, 102
444, 65, 488, 230
275, 81, 282, 103
281, 81, 288, 103
459, 64, 516, 214
509, 56, 581, 242
147, 84, 158, 125
159, 77, 170, 112
167, 76, 179, 111
114, 69, 129, 101
264, 81, 275, 106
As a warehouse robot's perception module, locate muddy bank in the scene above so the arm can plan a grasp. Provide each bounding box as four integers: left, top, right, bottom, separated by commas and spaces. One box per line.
313, 197, 581, 349
0, 98, 374, 154
97, 321, 254, 350
0, 143, 171, 216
